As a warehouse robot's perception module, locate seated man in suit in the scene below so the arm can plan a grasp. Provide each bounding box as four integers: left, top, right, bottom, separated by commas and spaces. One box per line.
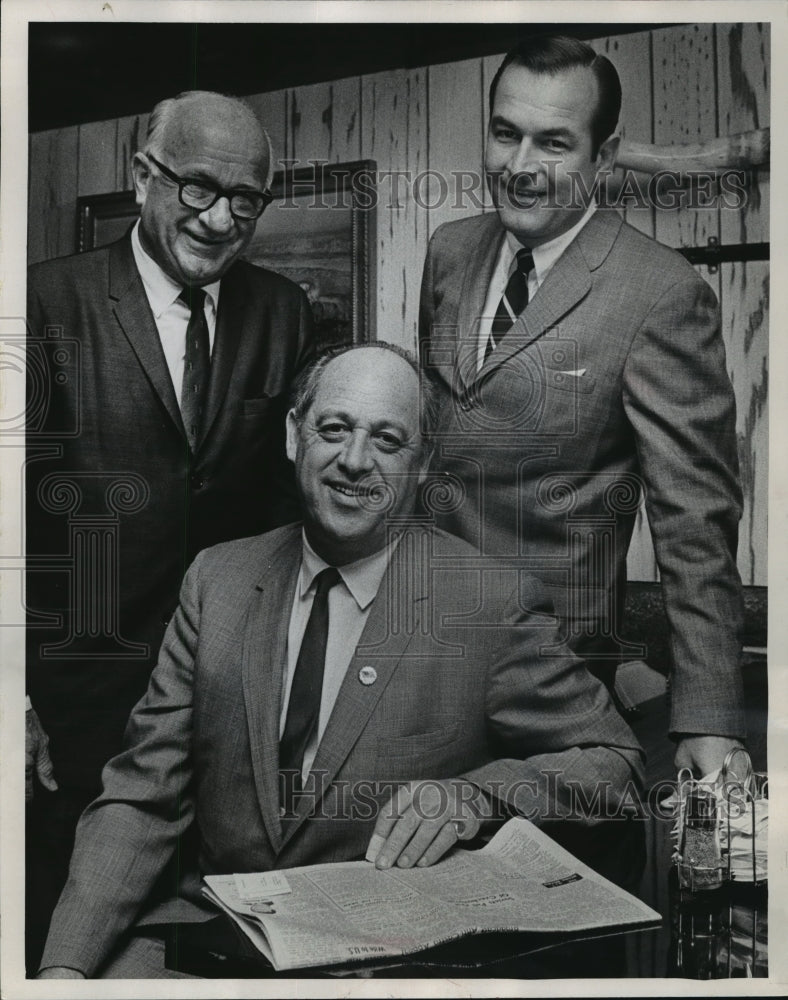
39, 343, 644, 979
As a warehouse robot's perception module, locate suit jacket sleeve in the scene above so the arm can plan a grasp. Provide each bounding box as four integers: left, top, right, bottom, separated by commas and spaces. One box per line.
463, 575, 645, 823
622, 272, 745, 738
25, 267, 73, 684
261, 288, 315, 528
38, 551, 207, 977
418, 229, 437, 345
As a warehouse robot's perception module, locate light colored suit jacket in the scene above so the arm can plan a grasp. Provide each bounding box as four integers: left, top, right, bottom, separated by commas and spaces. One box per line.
41, 523, 642, 976
419, 210, 745, 738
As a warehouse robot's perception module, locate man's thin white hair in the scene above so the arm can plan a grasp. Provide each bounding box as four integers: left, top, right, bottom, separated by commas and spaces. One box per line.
144, 91, 273, 186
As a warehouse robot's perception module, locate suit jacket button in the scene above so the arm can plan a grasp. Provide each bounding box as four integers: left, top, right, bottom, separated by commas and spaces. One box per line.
359, 666, 377, 685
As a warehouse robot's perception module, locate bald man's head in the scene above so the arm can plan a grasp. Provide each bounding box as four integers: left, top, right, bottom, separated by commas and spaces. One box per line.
146, 92, 271, 182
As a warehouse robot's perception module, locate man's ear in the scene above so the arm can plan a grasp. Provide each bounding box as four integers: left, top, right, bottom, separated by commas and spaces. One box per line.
285, 409, 299, 463
131, 152, 151, 209
596, 134, 619, 174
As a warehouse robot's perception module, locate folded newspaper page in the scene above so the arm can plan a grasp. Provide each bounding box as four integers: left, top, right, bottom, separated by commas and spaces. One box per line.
202, 817, 661, 971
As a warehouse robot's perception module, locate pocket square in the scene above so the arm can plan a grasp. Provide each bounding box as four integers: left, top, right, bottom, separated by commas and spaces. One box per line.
560, 369, 587, 377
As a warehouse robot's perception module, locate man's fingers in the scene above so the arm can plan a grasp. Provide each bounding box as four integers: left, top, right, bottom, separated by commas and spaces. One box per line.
415, 822, 461, 867
453, 812, 482, 842
25, 709, 59, 798
398, 820, 459, 869
26, 737, 36, 802
373, 806, 422, 869
36, 751, 58, 792
375, 813, 450, 870
370, 783, 415, 842
374, 785, 461, 869
367, 781, 482, 868
367, 783, 418, 864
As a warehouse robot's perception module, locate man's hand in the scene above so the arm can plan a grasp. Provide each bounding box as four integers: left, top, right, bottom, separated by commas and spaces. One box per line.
26, 705, 58, 802
37, 968, 85, 979
367, 779, 485, 870
674, 735, 744, 777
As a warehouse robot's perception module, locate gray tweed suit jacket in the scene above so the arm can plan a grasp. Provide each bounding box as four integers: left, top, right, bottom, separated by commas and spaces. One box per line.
41, 522, 643, 976
419, 209, 745, 738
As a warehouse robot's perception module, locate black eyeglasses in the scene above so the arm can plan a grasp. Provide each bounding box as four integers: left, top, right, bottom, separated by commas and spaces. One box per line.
146, 153, 273, 220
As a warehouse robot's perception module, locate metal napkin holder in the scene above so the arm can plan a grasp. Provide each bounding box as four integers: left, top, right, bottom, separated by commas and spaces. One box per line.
674, 747, 767, 890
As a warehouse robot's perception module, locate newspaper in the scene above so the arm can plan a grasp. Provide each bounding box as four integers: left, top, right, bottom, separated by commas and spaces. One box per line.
202, 817, 661, 972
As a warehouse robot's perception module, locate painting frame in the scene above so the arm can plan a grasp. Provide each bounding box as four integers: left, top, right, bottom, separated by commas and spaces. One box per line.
75, 158, 377, 346
76, 189, 139, 253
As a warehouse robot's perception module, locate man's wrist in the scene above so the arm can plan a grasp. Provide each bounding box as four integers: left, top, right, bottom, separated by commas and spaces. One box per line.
461, 781, 508, 832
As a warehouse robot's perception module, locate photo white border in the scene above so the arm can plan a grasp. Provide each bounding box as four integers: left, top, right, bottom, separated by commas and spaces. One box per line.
2, 1, 786, 996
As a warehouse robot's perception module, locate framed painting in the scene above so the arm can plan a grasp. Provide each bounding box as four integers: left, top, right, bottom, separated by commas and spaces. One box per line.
246, 159, 376, 347
76, 159, 377, 347
76, 189, 139, 253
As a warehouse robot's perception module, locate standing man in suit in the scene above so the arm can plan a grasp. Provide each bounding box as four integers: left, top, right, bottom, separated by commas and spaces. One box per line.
419, 35, 746, 777
25, 90, 313, 966
38, 343, 643, 979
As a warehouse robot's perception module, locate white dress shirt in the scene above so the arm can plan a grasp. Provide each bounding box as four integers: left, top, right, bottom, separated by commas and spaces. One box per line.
476, 203, 597, 370
281, 533, 397, 780
130, 221, 220, 401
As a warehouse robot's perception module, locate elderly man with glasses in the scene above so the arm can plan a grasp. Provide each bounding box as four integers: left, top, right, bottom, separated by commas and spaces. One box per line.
25, 90, 314, 971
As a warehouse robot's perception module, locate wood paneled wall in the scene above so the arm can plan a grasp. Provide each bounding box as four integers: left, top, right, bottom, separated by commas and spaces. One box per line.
27, 22, 769, 585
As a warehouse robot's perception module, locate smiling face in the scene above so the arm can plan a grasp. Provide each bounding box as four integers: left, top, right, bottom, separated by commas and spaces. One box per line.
485, 64, 615, 248
131, 95, 269, 286
286, 349, 430, 566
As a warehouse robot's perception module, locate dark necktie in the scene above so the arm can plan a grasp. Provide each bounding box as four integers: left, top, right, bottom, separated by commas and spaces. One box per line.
280, 566, 342, 815
179, 286, 210, 451
485, 247, 535, 361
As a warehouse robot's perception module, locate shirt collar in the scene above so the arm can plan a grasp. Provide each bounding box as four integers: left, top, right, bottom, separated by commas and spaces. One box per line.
299, 531, 396, 611
505, 201, 597, 282
131, 220, 220, 318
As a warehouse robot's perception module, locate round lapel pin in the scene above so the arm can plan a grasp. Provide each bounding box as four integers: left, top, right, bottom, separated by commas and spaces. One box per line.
359, 665, 377, 686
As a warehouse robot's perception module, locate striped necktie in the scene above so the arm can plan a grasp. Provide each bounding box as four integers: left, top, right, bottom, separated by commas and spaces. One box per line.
485, 247, 535, 361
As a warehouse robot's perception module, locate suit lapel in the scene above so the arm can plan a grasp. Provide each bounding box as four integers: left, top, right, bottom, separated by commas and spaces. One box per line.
455, 216, 506, 389
242, 527, 303, 854
108, 237, 184, 436
471, 210, 621, 386
280, 536, 424, 844
200, 263, 246, 448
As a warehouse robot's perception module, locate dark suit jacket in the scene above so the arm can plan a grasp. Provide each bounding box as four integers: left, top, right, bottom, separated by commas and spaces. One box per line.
40, 523, 643, 976
419, 210, 745, 738
26, 235, 314, 791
